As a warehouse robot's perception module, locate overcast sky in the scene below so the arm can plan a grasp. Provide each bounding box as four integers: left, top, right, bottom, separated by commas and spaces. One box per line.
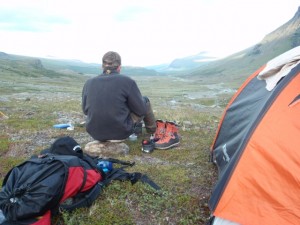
0, 0, 299, 66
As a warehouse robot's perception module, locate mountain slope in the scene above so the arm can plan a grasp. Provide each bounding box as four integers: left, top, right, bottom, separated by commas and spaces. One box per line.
0, 52, 160, 79
0, 53, 65, 78
185, 6, 300, 87
166, 52, 216, 71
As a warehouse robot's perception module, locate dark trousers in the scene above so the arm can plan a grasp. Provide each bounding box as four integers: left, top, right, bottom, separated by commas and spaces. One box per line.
131, 96, 156, 134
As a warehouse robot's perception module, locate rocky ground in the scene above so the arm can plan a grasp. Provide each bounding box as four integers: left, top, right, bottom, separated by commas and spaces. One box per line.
0, 88, 221, 224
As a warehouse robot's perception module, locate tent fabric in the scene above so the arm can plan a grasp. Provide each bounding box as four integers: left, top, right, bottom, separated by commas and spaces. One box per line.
257, 46, 300, 91
209, 47, 300, 225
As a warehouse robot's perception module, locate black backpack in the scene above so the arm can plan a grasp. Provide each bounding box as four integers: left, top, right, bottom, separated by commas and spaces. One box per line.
0, 136, 160, 225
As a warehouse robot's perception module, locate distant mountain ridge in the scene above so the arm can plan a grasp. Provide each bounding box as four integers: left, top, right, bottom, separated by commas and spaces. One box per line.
39, 57, 161, 76
183, 6, 300, 87
166, 52, 216, 71
154, 6, 300, 78
0, 53, 160, 78
0, 53, 64, 78
0, 6, 299, 82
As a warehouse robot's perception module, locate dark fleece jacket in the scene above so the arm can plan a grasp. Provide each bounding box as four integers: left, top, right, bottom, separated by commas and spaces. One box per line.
82, 72, 146, 141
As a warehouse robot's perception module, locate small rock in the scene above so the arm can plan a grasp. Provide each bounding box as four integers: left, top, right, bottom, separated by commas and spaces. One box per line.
84, 140, 130, 157
183, 121, 193, 127
0, 111, 9, 120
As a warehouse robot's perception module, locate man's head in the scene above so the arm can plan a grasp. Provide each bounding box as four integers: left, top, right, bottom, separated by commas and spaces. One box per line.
102, 51, 121, 74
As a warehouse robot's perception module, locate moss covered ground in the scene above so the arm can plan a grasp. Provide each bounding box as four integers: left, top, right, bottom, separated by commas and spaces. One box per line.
0, 72, 233, 224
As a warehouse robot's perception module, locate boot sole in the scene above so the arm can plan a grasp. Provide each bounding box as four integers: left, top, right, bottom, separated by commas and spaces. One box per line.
155, 141, 180, 150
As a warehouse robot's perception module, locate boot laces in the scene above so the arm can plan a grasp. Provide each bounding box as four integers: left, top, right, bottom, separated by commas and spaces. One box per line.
155, 127, 165, 137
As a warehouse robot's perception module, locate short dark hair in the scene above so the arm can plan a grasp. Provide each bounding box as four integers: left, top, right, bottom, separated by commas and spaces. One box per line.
102, 51, 121, 70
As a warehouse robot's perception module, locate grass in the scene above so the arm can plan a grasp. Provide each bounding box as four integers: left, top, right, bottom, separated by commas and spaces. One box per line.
0, 135, 9, 155
0, 68, 233, 224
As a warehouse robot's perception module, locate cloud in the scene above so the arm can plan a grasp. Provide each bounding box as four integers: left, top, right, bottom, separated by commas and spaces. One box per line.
0, 0, 299, 66
115, 5, 152, 22
0, 8, 70, 32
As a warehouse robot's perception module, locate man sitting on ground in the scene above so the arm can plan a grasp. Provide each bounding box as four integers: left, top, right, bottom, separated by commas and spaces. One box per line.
82, 51, 156, 142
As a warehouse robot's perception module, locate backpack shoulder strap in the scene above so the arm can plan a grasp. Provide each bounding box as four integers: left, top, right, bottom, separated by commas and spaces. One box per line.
98, 157, 135, 167
96, 158, 160, 190
102, 168, 161, 191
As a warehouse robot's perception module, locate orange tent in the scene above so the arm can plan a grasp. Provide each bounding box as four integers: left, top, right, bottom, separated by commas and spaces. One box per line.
209, 47, 300, 225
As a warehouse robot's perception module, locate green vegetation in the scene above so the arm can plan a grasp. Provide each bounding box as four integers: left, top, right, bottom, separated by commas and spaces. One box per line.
0, 135, 9, 156
0, 58, 230, 224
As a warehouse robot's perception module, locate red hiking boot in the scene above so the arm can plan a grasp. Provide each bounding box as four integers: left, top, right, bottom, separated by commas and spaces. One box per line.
154, 120, 166, 141
154, 121, 180, 149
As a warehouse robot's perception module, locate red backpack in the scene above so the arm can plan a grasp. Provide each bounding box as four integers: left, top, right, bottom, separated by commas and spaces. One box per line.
0, 136, 161, 225
0, 136, 102, 225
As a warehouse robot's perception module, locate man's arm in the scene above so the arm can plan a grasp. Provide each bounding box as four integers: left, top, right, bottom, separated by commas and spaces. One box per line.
127, 81, 147, 117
